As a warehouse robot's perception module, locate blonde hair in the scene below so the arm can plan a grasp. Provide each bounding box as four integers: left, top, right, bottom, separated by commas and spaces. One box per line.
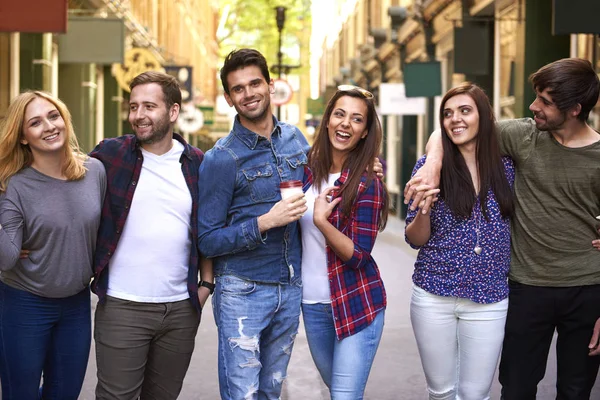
0, 91, 87, 192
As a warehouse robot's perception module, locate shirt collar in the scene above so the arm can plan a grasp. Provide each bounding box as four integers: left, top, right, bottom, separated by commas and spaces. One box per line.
232, 115, 282, 149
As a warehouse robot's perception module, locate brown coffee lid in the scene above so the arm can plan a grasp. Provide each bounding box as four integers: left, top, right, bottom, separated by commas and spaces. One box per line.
280, 180, 302, 188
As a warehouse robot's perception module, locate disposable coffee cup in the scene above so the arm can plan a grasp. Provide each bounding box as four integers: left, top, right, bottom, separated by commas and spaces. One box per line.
280, 180, 303, 200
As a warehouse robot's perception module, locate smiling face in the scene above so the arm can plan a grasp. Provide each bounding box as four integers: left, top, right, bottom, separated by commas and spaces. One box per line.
326, 95, 368, 163
529, 87, 567, 132
128, 82, 178, 146
21, 97, 67, 158
442, 93, 480, 149
224, 66, 273, 125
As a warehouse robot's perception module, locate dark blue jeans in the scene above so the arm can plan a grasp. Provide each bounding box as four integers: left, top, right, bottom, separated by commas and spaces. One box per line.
0, 281, 91, 400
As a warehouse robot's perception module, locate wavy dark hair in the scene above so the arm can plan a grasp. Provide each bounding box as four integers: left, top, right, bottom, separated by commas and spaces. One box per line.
439, 83, 514, 219
220, 49, 270, 95
529, 58, 599, 122
308, 89, 389, 230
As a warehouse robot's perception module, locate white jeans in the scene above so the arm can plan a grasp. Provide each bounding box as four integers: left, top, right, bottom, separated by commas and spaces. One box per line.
410, 285, 508, 400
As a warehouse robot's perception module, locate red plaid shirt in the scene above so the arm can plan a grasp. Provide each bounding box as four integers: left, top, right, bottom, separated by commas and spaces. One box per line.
303, 167, 387, 340
89, 133, 204, 313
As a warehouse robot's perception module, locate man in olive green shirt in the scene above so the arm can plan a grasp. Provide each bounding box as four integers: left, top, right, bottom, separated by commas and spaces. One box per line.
406, 58, 600, 399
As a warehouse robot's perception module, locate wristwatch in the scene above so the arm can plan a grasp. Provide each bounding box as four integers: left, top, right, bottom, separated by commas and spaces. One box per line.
198, 280, 215, 295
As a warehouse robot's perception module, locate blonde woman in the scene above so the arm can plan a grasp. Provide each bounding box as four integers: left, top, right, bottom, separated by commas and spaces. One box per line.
0, 91, 106, 400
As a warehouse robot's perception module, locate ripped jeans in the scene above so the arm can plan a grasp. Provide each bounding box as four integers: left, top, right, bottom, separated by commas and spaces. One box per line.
213, 275, 302, 400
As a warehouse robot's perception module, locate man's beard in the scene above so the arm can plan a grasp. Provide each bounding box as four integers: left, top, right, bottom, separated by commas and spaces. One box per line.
134, 114, 170, 145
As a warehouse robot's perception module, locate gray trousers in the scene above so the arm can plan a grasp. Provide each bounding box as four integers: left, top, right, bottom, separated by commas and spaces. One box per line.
94, 296, 200, 400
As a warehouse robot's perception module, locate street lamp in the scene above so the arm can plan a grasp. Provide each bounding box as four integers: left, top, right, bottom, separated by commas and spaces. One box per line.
275, 6, 286, 120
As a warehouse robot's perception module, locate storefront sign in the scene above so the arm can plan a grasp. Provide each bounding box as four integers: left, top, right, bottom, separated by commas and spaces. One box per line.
58, 17, 124, 64
0, 0, 67, 33
112, 48, 163, 92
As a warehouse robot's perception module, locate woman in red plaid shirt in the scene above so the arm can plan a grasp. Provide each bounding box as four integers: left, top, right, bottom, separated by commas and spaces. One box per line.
299, 85, 389, 399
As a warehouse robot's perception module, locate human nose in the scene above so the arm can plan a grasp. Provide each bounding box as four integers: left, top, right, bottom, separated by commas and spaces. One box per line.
529, 98, 539, 113
42, 118, 56, 131
450, 111, 461, 122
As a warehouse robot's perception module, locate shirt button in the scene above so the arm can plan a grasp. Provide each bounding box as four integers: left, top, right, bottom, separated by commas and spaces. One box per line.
116, 229, 121, 234
107, 251, 112, 256
132, 181, 137, 186
125, 205, 130, 209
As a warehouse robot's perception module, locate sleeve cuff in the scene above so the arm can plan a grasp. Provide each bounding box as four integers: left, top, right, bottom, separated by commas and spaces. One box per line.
242, 218, 267, 250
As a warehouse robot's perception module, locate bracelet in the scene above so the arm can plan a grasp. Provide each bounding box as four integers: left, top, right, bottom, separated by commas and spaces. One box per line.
198, 280, 215, 295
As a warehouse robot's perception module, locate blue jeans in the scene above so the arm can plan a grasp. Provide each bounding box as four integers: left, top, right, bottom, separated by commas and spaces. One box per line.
0, 281, 91, 400
302, 303, 385, 400
213, 275, 302, 400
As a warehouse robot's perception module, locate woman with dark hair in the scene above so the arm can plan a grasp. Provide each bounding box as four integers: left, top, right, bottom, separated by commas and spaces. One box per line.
299, 85, 389, 399
405, 82, 514, 399
0, 91, 105, 399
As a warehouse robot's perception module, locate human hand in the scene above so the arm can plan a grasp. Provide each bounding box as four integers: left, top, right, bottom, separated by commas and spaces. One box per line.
415, 187, 441, 215
258, 193, 307, 231
197, 286, 211, 309
372, 157, 384, 179
404, 169, 441, 214
19, 249, 30, 259
593, 220, 600, 251
313, 187, 342, 227
589, 317, 600, 356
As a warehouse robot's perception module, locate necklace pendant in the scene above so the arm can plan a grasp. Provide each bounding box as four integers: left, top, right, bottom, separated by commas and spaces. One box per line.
474, 245, 482, 255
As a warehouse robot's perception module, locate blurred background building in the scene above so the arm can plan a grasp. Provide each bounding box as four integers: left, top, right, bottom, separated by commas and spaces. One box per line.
312, 0, 600, 216
0, 0, 219, 152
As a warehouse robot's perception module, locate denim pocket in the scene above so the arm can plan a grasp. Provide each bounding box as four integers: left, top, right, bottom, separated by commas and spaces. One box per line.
242, 163, 278, 202
285, 152, 308, 169
218, 275, 256, 295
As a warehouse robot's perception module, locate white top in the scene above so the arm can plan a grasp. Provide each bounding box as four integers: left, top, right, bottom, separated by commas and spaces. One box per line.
108, 140, 192, 303
300, 172, 341, 304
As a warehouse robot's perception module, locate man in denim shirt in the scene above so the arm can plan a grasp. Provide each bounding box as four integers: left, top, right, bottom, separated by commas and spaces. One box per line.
197, 49, 309, 399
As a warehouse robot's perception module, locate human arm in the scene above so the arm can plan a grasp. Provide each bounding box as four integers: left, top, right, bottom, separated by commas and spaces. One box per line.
589, 317, 600, 356
313, 178, 385, 269
197, 148, 307, 257
403, 130, 443, 214
256, 193, 307, 233
197, 256, 214, 308
0, 196, 25, 270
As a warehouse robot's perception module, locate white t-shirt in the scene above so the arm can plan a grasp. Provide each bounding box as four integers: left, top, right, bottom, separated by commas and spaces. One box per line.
107, 140, 192, 303
299, 172, 341, 304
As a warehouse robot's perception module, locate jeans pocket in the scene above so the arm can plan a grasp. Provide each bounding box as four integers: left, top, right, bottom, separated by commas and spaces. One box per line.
218, 275, 256, 296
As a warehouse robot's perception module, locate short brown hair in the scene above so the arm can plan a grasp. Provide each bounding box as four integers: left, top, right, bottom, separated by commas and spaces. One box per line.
529, 58, 600, 122
129, 71, 182, 109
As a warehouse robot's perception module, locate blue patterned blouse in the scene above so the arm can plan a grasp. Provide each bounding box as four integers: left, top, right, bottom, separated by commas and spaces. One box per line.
405, 156, 515, 304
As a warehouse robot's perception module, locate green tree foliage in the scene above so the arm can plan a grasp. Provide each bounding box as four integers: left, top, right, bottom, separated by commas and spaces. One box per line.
217, 0, 311, 76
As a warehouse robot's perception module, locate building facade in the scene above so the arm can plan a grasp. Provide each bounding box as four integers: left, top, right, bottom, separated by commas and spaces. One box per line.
315, 0, 600, 216
0, 0, 220, 152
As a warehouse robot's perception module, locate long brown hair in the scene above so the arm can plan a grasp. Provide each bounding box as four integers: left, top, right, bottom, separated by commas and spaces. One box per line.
308, 88, 389, 230
0, 91, 87, 192
439, 83, 513, 219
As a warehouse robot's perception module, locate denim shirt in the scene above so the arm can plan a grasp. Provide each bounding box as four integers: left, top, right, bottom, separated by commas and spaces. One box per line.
197, 116, 310, 284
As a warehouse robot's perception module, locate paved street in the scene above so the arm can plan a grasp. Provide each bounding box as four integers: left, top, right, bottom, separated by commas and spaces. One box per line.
78, 216, 600, 399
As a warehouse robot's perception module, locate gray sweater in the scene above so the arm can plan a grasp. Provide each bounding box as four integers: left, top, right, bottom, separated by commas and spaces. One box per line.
0, 158, 106, 298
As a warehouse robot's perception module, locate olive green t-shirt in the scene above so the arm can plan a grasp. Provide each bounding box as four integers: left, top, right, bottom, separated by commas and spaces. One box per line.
498, 118, 600, 286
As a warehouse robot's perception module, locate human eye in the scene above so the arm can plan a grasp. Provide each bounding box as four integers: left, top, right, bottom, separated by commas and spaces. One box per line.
49, 112, 61, 120
130, 104, 137, 111
352, 117, 364, 123
461, 107, 470, 114
443, 110, 452, 118
232, 86, 243, 93
30, 120, 41, 127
